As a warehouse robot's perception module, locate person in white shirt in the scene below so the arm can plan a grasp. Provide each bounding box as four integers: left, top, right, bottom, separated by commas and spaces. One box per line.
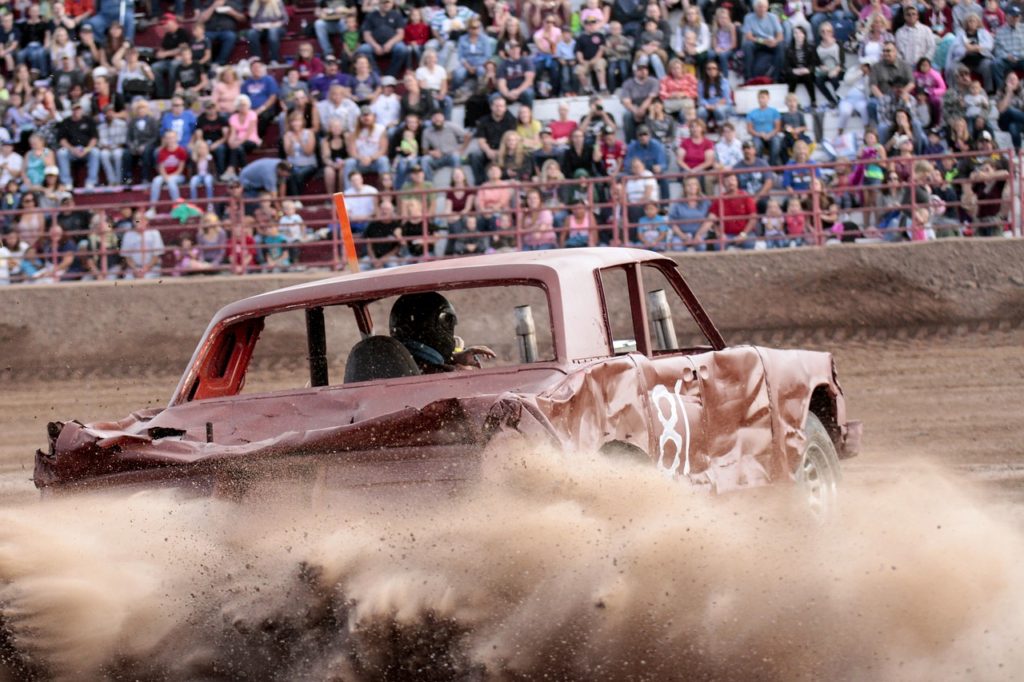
342, 170, 379, 232
0, 140, 24, 186
414, 49, 452, 120
714, 122, 744, 170
370, 75, 402, 134
317, 84, 360, 134
119, 212, 165, 279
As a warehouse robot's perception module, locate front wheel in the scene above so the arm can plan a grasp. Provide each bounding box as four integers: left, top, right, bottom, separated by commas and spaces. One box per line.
795, 413, 842, 521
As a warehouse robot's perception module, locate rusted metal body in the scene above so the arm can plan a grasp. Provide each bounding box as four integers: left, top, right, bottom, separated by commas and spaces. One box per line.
34, 248, 860, 494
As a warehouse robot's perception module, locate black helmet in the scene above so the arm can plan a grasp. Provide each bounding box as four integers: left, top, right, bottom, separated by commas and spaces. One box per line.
389, 292, 458, 362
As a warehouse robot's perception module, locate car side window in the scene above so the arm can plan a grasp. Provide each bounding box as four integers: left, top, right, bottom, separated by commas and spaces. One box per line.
641, 264, 711, 352
599, 267, 638, 354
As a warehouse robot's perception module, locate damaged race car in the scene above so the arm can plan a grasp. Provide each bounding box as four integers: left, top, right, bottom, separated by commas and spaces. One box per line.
35, 248, 860, 513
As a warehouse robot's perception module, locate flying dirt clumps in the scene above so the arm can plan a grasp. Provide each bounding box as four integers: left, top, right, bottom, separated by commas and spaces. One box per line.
0, 447, 1022, 681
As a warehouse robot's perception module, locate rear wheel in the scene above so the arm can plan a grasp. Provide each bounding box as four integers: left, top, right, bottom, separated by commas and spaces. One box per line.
795, 413, 842, 521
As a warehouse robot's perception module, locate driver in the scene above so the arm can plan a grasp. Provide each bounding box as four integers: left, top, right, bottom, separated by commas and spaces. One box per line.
389, 292, 496, 373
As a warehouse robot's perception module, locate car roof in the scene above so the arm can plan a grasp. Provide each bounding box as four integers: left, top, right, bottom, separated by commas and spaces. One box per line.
203, 248, 675, 363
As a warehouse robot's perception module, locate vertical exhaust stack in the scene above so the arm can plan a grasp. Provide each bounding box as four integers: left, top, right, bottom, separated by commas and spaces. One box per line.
647, 289, 678, 351
515, 305, 538, 364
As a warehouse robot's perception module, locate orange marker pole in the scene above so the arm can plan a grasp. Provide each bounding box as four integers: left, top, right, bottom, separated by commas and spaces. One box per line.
332, 191, 360, 274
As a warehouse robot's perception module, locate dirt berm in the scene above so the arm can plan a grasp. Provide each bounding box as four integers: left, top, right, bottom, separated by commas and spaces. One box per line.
1, 240, 1021, 378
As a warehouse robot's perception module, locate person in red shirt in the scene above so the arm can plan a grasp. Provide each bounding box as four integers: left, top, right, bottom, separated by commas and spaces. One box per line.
404, 7, 431, 64
148, 130, 188, 217
706, 172, 758, 249
547, 100, 577, 145
292, 42, 325, 81
598, 125, 625, 175
677, 118, 716, 180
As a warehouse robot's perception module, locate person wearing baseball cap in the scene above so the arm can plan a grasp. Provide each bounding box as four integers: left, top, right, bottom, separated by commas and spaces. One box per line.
994, 6, 1024, 86
619, 55, 658, 140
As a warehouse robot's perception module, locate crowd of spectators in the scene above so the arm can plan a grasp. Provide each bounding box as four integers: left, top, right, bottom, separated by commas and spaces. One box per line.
0, 0, 1019, 283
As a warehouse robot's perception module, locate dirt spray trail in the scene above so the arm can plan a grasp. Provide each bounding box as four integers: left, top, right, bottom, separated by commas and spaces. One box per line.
0, 444, 1021, 681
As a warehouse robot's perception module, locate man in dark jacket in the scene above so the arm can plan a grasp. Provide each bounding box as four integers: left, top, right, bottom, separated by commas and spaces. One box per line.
56, 103, 99, 188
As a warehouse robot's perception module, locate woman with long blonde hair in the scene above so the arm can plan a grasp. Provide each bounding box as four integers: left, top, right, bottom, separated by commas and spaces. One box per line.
496, 130, 533, 182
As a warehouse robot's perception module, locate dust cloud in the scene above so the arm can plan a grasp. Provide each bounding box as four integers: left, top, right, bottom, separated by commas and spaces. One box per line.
0, 445, 1021, 681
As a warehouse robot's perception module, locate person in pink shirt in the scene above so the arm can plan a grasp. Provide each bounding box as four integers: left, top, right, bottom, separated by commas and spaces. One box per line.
223, 95, 261, 181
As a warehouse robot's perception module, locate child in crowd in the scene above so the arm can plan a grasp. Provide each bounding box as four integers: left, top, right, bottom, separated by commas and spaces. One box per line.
189, 138, 215, 211
637, 201, 670, 250
578, 0, 607, 32
341, 13, 361, 71
278, 199, 307, 242
982, 0, 1004, 31
399, 128, 419, 159
261, 222, 290, 272
781, 93, 811, 160
922, 128, 946, 159
604, 22, 634, 90
555, 27, 577, 96
760, 197, 786, 247
785, 197, 807, 246
963, 79, 991, 132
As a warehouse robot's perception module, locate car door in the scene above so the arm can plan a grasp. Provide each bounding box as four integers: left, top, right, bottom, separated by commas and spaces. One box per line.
599, 264, 709, 479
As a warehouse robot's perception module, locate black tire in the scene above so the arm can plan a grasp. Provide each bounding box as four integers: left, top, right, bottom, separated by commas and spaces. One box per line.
795, 413, 842, 521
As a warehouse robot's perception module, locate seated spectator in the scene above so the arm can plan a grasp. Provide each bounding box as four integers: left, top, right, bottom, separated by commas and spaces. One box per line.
625, 124, 667, 194
122, 99, 158, 185
0, 13, 18, 76
668, 176, 712, 250
283, 111, 318, 196
363, 199, 403, 267
318, 84, 359, 136
90, 74, 126, 121
444, 167, 476, 228
624, 156, 657, 230
677, 119, 716, 180
313, 1, 350, 58
548, 101, 577, 147
114, 47, 156, 99
398, 165, 438, 257
213, 67, 242, 117
497, 41, 536, 108
79, 212, 122, 281
279, 68, 311, 119
153, 13, 192, 101
242, 59, 280, 138
476, 163, 515, 232
469, 95, 516, 184
51, 53, 84, 100
780, 93, 811, 160
709, 172, 758, 249
56, 102, 99, 189
371, 75, 402, 132
450, 213, 489, 255
402, 7, 430, 66
597, 124, 625, 176
248, 0, 287, 66
520, 187, 557, 251
604, 21, 634, 91
196, 212, 228, 266
190, 138, 216, 211
741, 0, 785, 82
198, 0, 246, 66
16, 5, 52, 78
637, 17, 669, 79
321, 118, 349, 196
635, 101, 672, 155
636, 200, 670, 251
351, 53, 381, 107
697, 61, 733, 127
715, 121, 743, 169
710, 7, 737, 74
734, 139, 777, 213
149, 130, 188, 216
421, 110, 468, 183
356, 0, 410, 78
97, 105, 127, 186
814, 22, 844, 108
23, 134, 56, 190
120, 212, 165, 279
224, 94, 260, 181
452, 17, 495, 98
416, 49, 452, 120
161, 96, 198, 148
948, 14, 994, 93
780, 139, 820, 192
195, 100, 229, 177
620, 57, 659, 141
17, 188, 47, 245
745, 88, 784, 165
291, 42, 324, 82
495, 130, 533, 182
189, 21, 213, 70
342, 169, 379, 234
532, 127, 562, 174
173, 48, 209, 104
344, 106, 390, 178
562, 127, 600, 178
35, 223, 82, 283
660, 58, 698, 121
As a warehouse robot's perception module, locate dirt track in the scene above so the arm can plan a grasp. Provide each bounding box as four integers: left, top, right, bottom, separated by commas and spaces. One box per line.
1, 241, 1023, 503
